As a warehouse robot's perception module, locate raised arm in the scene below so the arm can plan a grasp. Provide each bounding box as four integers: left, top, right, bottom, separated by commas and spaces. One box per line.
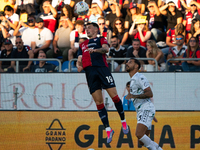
159, 4, 168, 15
89, 44, 109, 54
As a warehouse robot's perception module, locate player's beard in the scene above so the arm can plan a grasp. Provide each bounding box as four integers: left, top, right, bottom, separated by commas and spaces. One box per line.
126, 65, 130, 72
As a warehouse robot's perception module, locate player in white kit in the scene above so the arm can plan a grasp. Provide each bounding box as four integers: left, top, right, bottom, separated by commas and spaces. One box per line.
126, 58, 163, 150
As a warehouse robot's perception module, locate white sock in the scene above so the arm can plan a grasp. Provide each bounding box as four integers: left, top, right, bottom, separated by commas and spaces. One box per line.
153, 141, 159, 147
139, 134, 156, 150
105, 127, 111, 132
121, 119, 126, 123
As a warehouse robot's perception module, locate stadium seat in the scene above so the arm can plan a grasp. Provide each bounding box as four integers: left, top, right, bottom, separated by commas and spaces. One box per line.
62, 61, 78, 72
47, 60, 59, 66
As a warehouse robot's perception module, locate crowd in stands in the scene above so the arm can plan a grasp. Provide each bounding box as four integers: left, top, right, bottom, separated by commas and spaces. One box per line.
0, 0, 200, 72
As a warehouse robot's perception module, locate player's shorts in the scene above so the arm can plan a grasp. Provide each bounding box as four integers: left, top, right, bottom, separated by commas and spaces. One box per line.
136, 102, 155, 130
84, 66, 116, 94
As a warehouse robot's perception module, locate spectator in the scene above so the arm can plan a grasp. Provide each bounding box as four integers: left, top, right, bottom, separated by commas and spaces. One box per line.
162, 23, 185, 56
59, 4, 74, 29
122, 81, 135, 111
124, 2, 141, 29
97, 17, 112, 44
92, 0, 105, 10
129, 16, 151, 48
146, 1, 165, 42
113, 17, 131, 47
68, 20, 87, 61
14, 0, 35, 15
46, 16, 72, 62
0, 0, 15, 12
0, 20, 9, 41
38, 0, 57, 33
182, 36, 200, 71
31, 50, 55, 72
159, 1, 183, 32
146, 40, 165, 71
190, 19, 200, 45
89, 2, 103, 24
13, 15, 36, 47
52, 0, 66, 12
108, 36, 127, 72
183, 1, 200, 42
31, 17, 53, 57
0, 39, 13, 72
9, 37, 34, 72
52, 0, 71, 9
0, 18, 18, 47
141, 0, 162, 14
4, 5, 19, 29
126, 38, 147, 65
76, 13, 90, 26
105, 0, 123, 30
167, 34, 187, 71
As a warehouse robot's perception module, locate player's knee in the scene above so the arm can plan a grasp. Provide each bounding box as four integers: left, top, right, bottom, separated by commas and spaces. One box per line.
135, 131, 144, 139
112, 95, 120, 103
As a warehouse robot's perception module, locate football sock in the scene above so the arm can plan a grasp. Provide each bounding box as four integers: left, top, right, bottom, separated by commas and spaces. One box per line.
97, 103, 110, 128
105, 127, 111, 132
112, 95, 125, 120
139, 134, 157, 150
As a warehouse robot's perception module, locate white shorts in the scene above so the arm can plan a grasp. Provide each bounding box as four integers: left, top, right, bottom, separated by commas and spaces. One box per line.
136, 102, 155, 130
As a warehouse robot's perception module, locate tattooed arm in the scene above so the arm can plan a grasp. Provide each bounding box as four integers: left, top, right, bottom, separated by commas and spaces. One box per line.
131, 87, 153, 99
88, 44, 109, 54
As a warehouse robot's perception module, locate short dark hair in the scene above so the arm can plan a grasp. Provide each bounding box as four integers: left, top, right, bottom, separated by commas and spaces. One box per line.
176, 33, 184, 38
132, 38, 140, 43
86, 22, 99, 29
4, 5, 13, 12
130, 57, 141, 69
111, 35, 118, 39
79, 37, 88, 41
75, 20, 84, 26
126, 81, 130, 87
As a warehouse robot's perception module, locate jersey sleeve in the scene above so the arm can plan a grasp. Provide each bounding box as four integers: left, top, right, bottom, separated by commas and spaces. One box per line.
100, 37, 109, 45
138, 75, 150, 90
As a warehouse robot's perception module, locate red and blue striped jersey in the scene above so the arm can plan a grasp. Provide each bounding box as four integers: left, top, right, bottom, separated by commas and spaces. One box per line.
77, 37, 109, 69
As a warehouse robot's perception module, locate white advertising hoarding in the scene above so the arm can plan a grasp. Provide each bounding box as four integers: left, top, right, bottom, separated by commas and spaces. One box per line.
0, 73, 200, 110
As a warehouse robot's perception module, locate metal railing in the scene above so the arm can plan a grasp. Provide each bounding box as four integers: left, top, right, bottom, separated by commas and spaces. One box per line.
165, 58, 200, 71
68, 58, 158, 72
0, 58, 62, 72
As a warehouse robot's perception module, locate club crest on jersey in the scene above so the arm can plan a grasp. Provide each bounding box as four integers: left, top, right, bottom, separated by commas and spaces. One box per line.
82, 44, 87, 51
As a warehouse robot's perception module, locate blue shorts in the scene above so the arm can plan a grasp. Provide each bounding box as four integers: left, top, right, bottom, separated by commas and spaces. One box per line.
84, 66, 116, 94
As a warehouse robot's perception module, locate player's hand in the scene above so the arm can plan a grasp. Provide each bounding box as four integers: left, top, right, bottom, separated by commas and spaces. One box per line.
125, 93, 132, 100
131, 94, 137, 98
77, 66, 83, 72
153, 116, 158, 122
88, 48, 96, 53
